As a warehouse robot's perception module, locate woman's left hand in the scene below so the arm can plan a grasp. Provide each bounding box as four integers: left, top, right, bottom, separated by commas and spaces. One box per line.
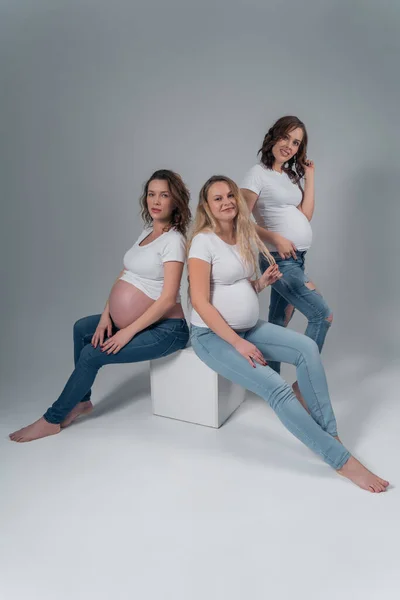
101, 328, 134, 354
304, 159, 315, 176
257, 264, 282, 291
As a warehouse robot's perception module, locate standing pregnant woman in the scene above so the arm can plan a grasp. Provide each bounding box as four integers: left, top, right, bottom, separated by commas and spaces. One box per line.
241, 116, 332, 408
188, 175, 388, 492
10, 169, 191, 442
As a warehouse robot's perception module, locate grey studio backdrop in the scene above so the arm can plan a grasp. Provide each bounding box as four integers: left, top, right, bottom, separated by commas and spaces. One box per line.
1, 0, 399, 411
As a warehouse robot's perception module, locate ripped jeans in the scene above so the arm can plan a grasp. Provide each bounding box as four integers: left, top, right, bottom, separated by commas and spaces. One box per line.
259, 251, 332, 374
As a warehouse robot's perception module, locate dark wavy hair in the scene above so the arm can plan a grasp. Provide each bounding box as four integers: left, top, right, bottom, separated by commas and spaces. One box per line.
140, 169, 191, 236
258, 116, 308, 187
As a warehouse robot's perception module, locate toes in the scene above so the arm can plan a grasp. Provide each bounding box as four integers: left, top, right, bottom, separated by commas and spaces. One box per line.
375, 477, 389, 489
372, 480, 386, 493
369, 484, 381, 493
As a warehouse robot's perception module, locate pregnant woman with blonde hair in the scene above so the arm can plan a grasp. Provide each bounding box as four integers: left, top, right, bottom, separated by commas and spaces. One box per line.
10, 169, 191, 442
188, 174, 388, 492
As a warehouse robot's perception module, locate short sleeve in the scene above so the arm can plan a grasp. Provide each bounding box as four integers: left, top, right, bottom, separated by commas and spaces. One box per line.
188, 233, 213, 264
161, 232, 186, 263
240, 165, 264, 196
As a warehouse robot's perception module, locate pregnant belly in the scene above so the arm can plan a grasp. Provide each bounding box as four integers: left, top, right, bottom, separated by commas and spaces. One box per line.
265, 207, 313, 250
109, 280, 184, 329
211, 280, 260, 330
109, 280, 155, 329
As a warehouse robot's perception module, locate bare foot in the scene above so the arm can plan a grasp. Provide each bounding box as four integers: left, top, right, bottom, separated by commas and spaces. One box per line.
9, 417, 61, 443
292, 381, 310, 413
61, 400, 93, 428
337, 456, 389, 493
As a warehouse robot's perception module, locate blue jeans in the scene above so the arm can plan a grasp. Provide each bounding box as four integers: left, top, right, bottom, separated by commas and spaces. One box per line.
43, 315, 189, 424
190, 321, 350, 470
259, 251, 332, 374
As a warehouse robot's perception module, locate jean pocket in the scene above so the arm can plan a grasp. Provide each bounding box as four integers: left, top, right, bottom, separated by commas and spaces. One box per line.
175, 327, 190, 344
190, 325, 209, 338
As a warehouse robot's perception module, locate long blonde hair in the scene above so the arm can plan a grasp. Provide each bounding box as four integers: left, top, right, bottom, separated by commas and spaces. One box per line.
188, 175, 275, 275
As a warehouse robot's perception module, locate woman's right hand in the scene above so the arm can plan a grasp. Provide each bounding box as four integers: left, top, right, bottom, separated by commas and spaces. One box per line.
233, 338, 268, 368
273, 234, 298, 260
91, 313, 113, 348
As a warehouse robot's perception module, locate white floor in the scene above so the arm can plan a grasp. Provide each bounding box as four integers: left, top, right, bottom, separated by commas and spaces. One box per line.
1, 358, 400, 600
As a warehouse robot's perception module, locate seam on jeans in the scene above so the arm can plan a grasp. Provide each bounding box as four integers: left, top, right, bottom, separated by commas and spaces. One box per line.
271, 404, 343, 468
45, 331, 187, 423
262, 255, 331, 333
243, 332, 329, 431
268, 291, 292, 325
139, 321, 186, 345
336, 451, 351, 470
192, 337, 275, 389
275, 281, 330, 319
271, 268, 331, 320
158, 334, 189, 358
304, 319, 331, 352
155, 320, 188, 334
192, 335, 329, 433
192, 336, 343, 469
157, 326, 189, 343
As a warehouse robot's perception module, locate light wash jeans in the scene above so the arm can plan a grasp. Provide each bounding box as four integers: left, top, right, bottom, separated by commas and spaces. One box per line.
43, 315, 189, 424
259, 251, 332, 374
190, 320, 350, 470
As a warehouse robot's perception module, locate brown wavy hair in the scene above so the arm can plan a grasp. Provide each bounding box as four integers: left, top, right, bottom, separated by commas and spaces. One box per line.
188, 175, 275, 275
258, 116, 308, 187
140, 169, 191, 236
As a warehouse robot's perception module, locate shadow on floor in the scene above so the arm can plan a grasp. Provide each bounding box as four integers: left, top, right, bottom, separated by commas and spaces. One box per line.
89, 370, 150, 419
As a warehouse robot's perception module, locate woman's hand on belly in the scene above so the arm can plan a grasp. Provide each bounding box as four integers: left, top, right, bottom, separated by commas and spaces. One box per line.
101, 327, 135, 355
273, 234, 298, 260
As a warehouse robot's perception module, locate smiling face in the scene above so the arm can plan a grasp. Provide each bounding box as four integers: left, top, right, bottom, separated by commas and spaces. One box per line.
146, 179, 174, 223
272, 126, 304, 165
206, 181, 238, 225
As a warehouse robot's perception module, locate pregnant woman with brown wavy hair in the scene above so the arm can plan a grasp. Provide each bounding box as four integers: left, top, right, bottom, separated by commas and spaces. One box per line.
10, 169, 191, 442
241, 116, 333, 409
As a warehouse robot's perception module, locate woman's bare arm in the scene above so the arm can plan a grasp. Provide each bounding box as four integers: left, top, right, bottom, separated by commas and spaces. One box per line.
241, 188, 297, 259
297, 163, 315, 221
241, 188, 280, 246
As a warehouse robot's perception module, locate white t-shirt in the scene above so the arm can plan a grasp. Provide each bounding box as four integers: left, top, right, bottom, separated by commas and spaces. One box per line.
188, 231, 260, 330
120, 228, 186, 302
241, 163, 313, 251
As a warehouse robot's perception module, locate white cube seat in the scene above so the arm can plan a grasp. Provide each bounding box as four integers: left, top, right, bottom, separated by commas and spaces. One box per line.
150, 346, 246, 428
